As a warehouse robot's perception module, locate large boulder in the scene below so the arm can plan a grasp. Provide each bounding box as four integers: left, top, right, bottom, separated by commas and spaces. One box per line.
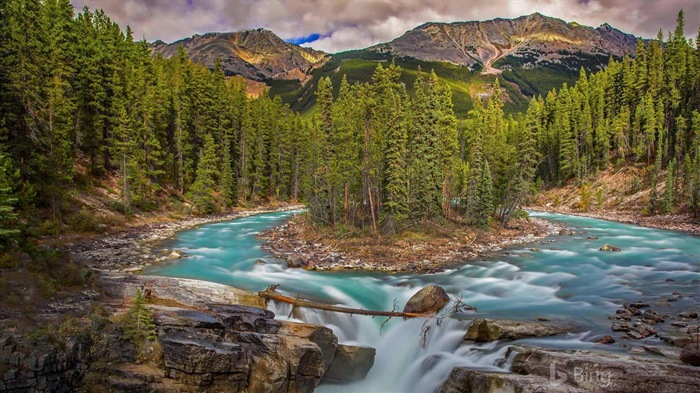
509, 346, 700, 393
464, 319, 576, 342
680, 342, 700, 366
280, 321, 338, 373
322, 345, 376, 384
403, 285, 450, 314
440, 367, 584, 393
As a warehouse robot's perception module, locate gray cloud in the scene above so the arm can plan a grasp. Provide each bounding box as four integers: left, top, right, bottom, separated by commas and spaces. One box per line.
71, 0, 699, 52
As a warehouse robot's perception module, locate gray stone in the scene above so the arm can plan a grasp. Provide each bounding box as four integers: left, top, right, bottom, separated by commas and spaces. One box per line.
464, 319, 576, 342
508, 346, 700, 393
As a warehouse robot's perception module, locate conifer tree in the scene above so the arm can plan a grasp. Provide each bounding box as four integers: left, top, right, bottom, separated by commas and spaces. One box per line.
188, 134, 219, 214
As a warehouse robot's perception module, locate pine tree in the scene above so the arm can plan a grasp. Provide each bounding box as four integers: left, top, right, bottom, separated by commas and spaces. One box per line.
0, 149, 20, 246
188, 134, 219, 214
662, 158, 676, 214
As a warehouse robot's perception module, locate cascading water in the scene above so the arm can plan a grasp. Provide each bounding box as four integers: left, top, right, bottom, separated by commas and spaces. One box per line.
148, 210, 700, 392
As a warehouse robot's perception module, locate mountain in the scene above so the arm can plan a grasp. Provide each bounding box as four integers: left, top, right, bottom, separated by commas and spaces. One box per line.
153, 14, 641, 116
151, 28, 327, 81
369, 13, 638, 74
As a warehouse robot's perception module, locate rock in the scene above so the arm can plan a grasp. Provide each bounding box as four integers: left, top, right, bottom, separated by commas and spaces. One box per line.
151, 306, 224, 330
596, 335, 615, 344
280, 321, 338, 373
559, 229, 573, 236
643, 345, 682, 359
403, 285, 450, 314
439, 367, 583, 393
100, 273, 266, 308
599, 244, 621, 252
159, 331, 249, 390
587, 236, 599, 240
209, 304, 281, 334
642, 310, 665, 323
322, 345, 376, 384
464, 319, 576, 342
680, 342, 700, 366
627, 303, 650, 309
679, 312, 699, 319
508, 346, 700, 392
628, 346, 645, 354
166, 250, 182, 260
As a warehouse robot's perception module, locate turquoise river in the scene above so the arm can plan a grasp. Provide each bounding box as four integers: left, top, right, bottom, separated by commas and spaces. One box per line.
147, 210, 700, 392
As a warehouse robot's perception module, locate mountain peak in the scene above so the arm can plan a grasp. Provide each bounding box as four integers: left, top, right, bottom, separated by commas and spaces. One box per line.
370, 13, 637, 74
150, 29, 326, 81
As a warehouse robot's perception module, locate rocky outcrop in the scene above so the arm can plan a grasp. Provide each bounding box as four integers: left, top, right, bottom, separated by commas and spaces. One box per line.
441, 346, 700, 393
440, 368, 583, 393
107, 275, 375, 391
99, 273, 266, 309
509, 347, 700, 392
322, 345, 376, 384
463, 318, 576, 342
403, 285, 450, 314
0, 336, 88, 393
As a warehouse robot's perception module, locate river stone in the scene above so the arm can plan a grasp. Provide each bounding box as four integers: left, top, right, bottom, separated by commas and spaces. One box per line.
322, 345, 376, 384
464, 319, 576, 342
680, 342, 700, 366
559, 229, 574, 236
599, 244, 622, 252
596, 335, 615, 344
403, 285, 450, 314
509, 346, 700, 393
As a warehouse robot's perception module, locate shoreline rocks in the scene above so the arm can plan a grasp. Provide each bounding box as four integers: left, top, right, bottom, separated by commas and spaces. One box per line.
260, 216, 565, 273
68, 204, 304, 274
442, 346, 700, 393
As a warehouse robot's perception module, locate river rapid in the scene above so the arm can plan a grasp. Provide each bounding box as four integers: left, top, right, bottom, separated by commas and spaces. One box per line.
147, 210, 700, 393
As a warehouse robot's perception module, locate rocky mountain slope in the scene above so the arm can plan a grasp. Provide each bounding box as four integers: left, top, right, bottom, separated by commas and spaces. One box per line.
369, 12, 638, 74
151, 28, 327, 81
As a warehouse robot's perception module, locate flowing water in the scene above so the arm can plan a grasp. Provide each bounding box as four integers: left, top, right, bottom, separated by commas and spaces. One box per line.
147, 210, 700, 392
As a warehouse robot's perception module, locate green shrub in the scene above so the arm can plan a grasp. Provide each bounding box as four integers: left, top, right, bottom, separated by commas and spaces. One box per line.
120, 289, 157, 361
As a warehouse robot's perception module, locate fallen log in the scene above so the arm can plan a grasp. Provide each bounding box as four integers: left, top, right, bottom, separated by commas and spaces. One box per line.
258, 286, 434, 318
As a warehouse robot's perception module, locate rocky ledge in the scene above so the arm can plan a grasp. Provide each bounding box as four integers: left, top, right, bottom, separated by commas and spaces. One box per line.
1, 274, 376, 393
441, 346, 700, 393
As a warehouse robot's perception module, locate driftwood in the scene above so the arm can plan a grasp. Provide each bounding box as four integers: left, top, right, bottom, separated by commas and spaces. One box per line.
258, 286, 434, 319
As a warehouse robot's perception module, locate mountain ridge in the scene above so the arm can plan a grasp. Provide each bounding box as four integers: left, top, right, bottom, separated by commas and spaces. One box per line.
150, 28, 327, 81
368, 12, 638, 74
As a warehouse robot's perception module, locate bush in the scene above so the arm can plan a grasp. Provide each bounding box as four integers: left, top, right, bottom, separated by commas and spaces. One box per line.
68, 207, 101, 233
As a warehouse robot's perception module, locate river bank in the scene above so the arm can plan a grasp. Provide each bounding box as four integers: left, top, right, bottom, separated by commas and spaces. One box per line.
68, 203, 304, 273
259, 215, 566, 273
528, 205, 700, 235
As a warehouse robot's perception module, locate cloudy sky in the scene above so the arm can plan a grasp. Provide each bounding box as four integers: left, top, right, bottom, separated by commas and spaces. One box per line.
70, 0, 699, 53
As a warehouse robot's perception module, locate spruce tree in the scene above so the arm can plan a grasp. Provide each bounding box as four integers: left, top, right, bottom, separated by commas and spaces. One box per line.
188, 134, 219, 214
